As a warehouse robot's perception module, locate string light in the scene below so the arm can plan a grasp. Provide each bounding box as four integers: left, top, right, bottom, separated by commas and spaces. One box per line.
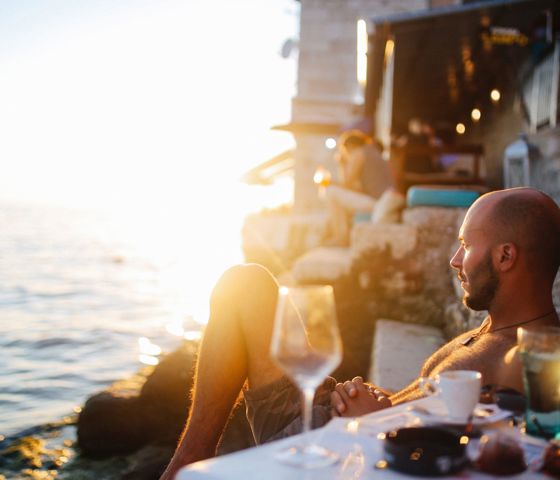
471, 108, 481, 121
456, 123, 466, 134
490, 89, 501, 102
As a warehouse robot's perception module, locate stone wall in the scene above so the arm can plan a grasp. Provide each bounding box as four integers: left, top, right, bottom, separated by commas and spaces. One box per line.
296, 0, 428, 116
324, 205, 469, 381
515, 126, 560, 315
349, 206, 467, 331
529, 126, 560, 204
241, 209, 328, 275
293, 0, 428, 211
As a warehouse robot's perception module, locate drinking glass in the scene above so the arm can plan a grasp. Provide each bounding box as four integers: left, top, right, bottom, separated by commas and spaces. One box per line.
518, 326, 560, 439
270, 285, 343, 468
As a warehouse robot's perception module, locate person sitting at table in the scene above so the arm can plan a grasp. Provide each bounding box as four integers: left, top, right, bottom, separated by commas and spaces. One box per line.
321, 129, 393, 246
159, 187, 560, 480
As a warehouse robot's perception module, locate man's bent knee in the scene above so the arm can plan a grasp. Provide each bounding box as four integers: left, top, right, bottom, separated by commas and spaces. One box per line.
213, 263, 269, 292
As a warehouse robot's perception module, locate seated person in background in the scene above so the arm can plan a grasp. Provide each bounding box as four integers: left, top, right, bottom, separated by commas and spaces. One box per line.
396, 117, 441, 173
394, 117, 442, 193
322, 129, 393, 246
160, 187, 560, 480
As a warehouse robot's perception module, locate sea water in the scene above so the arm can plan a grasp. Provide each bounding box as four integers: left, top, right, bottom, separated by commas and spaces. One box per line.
0, 187, 287, 438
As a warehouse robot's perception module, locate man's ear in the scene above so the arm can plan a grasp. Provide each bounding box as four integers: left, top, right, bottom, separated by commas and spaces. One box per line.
493, 242, 517, 272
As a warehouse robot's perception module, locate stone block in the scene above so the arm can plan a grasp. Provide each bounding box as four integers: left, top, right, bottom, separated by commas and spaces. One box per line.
242, 215, 292, 252
292, 247, 353, 283
403, 206, 466, 232
242, 212, 327, 253
369, 319, 444, 393
351, 223, 417, 260
403, 208, 466, 260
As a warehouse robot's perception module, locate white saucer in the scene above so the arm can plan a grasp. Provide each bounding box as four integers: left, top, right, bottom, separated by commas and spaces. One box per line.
409, 403, 511, 426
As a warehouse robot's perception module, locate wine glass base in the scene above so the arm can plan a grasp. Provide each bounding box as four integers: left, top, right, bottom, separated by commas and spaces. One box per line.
274, 443, 339, 469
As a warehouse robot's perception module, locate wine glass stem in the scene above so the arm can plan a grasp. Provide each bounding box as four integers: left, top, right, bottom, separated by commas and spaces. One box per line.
301, 387, 315, 436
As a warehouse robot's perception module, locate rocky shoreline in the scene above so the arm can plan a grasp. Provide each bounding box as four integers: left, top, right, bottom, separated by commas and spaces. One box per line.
0, 340, 257, 480
0, 270, 381, 480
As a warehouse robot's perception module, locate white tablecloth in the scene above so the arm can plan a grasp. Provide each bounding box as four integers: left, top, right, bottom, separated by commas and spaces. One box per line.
176, 396, 551, 479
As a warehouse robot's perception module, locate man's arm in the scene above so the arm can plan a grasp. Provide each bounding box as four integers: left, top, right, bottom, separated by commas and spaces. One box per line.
389, 379, 424, 405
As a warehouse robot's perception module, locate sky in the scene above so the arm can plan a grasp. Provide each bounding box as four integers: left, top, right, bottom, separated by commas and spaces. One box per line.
0, 0, 299, 208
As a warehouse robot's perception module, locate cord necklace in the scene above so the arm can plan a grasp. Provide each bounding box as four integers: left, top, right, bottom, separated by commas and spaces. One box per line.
460, 309, 557, 347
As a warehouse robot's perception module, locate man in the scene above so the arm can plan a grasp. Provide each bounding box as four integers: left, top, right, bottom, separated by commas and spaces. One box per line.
160, 187, 560, 479
331, 186, 560, 416
322, 129, 393, 246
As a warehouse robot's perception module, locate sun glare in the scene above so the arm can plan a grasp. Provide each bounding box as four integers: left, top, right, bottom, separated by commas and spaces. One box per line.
0, 0, 299, 333
0, 0, 297, 209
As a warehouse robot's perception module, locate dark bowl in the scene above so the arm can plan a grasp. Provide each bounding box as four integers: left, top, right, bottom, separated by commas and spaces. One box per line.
383, 426, 469, 477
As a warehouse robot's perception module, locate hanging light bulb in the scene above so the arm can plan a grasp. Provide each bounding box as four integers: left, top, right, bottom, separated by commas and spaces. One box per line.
456, 123, 466, 134
325, 137, 337, 150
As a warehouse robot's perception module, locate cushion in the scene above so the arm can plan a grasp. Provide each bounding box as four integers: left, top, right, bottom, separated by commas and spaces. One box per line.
407, 187, 479, 208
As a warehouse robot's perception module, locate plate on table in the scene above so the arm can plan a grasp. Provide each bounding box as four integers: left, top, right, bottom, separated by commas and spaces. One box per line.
408, 403, 512, 426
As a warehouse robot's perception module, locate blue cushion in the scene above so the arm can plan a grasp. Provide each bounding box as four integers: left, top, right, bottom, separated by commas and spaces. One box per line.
353, 212, 371, 223
407, 187, 480, 208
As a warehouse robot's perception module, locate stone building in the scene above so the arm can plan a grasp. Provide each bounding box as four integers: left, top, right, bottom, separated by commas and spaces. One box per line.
283, 0, 429, 212
363, 0, 559, 197
278, 0, 559, 211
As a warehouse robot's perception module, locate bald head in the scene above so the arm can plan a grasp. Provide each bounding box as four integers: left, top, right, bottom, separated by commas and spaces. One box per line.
470, 188, 560, 281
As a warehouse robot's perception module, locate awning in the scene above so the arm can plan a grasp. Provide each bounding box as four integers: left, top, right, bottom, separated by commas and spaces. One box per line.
271, 121, 341, 136
241, 149, 295, 185
365, 0, 560, 135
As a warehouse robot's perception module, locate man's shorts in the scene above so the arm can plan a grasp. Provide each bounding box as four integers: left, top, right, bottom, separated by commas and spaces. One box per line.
243, 375, 337, 445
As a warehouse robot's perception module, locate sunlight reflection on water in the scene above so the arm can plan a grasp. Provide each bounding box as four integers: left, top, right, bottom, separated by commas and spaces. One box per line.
0, 178, 293, 436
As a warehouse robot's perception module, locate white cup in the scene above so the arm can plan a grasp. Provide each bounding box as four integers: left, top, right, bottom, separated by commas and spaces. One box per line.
419, 370, 482, 421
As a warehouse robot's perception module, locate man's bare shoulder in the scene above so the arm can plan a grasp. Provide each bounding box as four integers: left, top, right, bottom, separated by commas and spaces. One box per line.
426, 330, 519, 386
419, 328, 481, 377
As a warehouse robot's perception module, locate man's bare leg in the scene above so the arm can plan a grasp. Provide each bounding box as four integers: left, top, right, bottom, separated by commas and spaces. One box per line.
160, 264, 283, 479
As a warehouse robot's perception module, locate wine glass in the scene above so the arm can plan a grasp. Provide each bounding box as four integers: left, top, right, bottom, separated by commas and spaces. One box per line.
270, 284, 343, 468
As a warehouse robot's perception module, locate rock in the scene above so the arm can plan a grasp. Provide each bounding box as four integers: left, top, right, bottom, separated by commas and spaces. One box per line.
121, 443, 176, 480
345, 207, 465, 336
77, 393, 158, 456
138, 341, 198, 440
291, 246, 353, 284
330, 277, 378, 382
242, 210, 328, 276
76, 338, 256, 476
402, 207, 466, 248
351, 223, 417, 260
77, 341, 197, 456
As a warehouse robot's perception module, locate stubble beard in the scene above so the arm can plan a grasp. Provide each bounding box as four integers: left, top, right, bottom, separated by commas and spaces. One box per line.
463, 252, 499, 311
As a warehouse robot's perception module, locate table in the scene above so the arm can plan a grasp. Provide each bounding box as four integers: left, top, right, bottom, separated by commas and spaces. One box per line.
176, 396, 552, 479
